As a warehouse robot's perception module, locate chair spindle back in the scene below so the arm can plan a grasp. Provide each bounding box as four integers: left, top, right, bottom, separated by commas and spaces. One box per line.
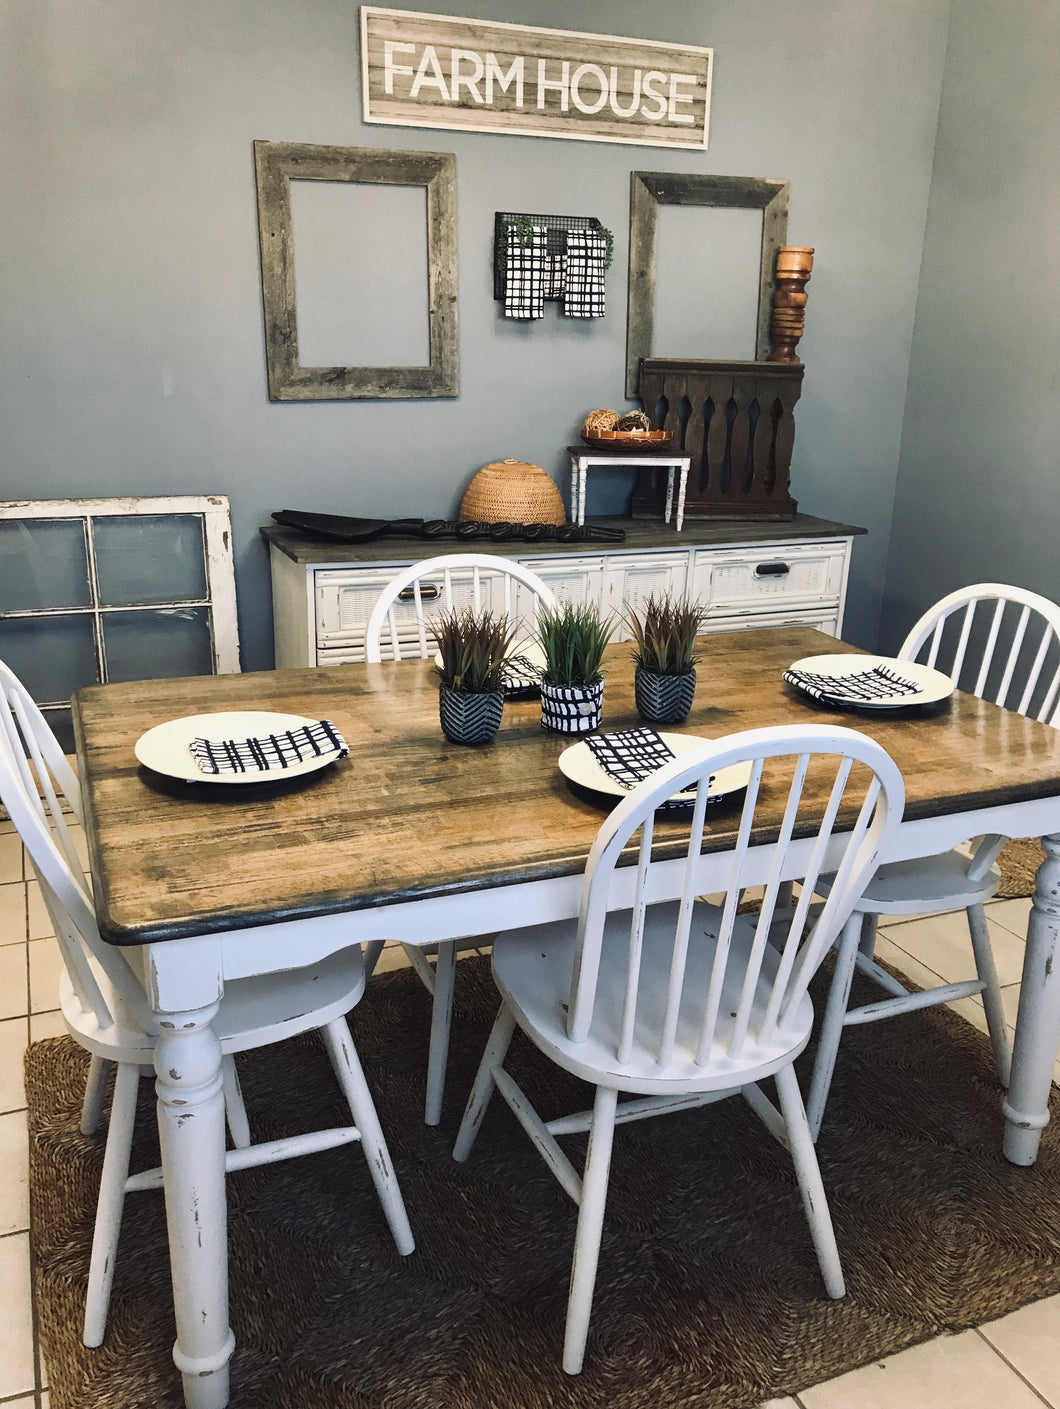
567, 725, 904, 1073
901, 583, 1060, 726
365, 554, 557, 663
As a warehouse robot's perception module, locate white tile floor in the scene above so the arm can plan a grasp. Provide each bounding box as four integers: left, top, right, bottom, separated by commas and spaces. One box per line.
2, 817, 1059, 1409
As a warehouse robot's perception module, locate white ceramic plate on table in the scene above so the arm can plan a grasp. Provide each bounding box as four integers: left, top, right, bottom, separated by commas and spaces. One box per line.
558, 732, 753, 807
784, 654, 954, 710
135, 711, 342, 785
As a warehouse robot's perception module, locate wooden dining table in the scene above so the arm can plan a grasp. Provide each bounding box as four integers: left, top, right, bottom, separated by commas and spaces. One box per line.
72, 625, 1060, 1409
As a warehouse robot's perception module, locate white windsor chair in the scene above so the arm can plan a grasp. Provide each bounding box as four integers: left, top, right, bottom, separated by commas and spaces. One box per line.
806, 582, 1060, 1139
453, 723, 904, 1374
363, 553, 558, 1125
0, 659, 414, 1349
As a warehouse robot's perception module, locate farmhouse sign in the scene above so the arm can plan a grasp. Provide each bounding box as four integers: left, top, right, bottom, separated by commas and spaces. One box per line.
360, 8, 712, 150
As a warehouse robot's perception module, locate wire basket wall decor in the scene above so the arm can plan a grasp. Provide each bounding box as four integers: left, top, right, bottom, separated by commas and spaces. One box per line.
493, 212, 613, 301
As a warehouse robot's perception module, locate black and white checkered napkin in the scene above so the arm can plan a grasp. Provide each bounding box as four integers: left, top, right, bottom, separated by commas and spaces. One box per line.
504, 224, 547, 319
562, 228, 606, 319
783, 663, 921, 708
586, 728, 714, 809
501, 654, 545, 697
188, 720, 348, 776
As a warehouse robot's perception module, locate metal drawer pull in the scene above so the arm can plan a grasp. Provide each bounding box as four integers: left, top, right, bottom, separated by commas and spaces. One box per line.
397, 584, 440, 602
754, 563, 790, 578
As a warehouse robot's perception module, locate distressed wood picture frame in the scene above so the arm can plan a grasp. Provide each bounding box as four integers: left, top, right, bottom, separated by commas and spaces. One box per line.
625, 172, 789, 397
253, 141, 459, 400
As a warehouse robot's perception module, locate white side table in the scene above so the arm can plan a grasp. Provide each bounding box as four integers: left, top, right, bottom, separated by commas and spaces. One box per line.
567, 446, 692, 531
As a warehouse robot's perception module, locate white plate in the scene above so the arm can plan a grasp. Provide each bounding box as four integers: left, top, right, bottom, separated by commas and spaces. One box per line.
135, 711, 342, 785
784, 654, 954, 710
433, 638, 547, 693
558, 732, 753, 807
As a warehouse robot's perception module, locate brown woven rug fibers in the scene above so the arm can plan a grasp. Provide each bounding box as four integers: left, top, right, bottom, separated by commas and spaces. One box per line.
27, 956, 1060, 1409
997, 836, 1044, 899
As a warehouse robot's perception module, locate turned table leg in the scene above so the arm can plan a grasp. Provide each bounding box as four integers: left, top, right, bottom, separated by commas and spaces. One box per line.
1003, 833, 1060, 1165
155, 1003, 234, 1408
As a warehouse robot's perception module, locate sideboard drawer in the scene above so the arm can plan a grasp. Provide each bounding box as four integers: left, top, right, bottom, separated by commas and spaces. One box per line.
693, 542, 847, 622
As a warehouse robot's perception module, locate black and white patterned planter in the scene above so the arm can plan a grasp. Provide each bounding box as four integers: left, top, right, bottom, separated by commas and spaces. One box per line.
540, 679, 604, 734
634, 665, 696, 725
439, 686, 504, 745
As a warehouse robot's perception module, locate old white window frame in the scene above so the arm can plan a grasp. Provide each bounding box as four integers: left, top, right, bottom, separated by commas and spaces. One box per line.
0, 495, 240, 738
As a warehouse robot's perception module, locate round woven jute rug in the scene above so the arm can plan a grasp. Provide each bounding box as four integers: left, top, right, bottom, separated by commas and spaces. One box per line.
997, 836, 1045, 898
27, 957, 1060, 1409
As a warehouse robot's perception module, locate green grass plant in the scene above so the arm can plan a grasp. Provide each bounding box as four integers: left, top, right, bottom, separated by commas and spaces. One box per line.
433, 607, 517, 694
626, 593, 708, 676
538, 601, 615, 686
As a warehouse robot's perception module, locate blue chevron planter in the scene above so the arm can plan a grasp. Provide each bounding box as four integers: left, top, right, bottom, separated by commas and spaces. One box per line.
634, 666, 696, 725
439, 685, 504, 745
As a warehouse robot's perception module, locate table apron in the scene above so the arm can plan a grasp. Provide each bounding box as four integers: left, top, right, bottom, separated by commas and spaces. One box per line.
140, 796, 1060, 1010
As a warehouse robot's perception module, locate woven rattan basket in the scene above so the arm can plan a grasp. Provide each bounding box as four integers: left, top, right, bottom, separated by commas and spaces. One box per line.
459, 459, 566, 526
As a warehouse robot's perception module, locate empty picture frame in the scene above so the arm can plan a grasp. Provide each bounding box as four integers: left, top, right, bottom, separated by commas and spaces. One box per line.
253, 141, 459, 399
625, 172, 789, 397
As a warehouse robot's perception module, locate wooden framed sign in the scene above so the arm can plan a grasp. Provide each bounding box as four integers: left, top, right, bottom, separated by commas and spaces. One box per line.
361, 7, 712, 150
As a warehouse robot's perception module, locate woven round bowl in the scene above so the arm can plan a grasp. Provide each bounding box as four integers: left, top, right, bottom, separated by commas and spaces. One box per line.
581, 428, 672, 450
459, 459, 566, 526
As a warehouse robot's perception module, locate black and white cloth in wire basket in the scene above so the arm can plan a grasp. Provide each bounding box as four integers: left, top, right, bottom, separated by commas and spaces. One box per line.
783, 653, 955, 711
189, 719, 348, 776
562, 227, 606, 319
504, 223, 548, 320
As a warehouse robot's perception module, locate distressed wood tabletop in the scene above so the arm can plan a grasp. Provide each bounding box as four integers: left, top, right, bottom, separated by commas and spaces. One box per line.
72, 627, 1060, 946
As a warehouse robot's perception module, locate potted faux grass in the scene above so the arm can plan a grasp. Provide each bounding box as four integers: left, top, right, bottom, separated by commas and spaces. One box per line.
434, 606, 516, 745
537, 601, 614, 734
626, 593, 708, 725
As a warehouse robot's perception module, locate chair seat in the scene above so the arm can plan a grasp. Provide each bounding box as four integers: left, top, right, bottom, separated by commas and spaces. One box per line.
818, 849, 1000, 917
61, 946, 367, 1062
492, 900, 814, 1095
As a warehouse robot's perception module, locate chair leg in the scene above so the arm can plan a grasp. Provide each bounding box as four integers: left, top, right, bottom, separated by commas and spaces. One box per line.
83, 1061, 141, 1347
806, 912, 864, 1141
563, 1084, 618, 1375
320, 1018, 415, 1256
967, 901, 1012, 1087
775, 1064, 845, 1300
361, 939, 387, 980
452, 1004, 517, 1162
424, 940, 457, 1126
221, 1054, 251, 1149
80, 1055, 112, 1136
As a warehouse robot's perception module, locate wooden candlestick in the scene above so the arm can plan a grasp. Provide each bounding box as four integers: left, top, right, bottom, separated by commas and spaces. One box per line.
770, 246, 814, 363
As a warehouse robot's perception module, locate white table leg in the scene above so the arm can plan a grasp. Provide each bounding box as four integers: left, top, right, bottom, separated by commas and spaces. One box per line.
664, 468, 675, 524
1003, 833, 1060, 1165
579, 463, 587, 526
676, 461, 689, 532
155, 1003, 235, 1409
569, 455, 579, 526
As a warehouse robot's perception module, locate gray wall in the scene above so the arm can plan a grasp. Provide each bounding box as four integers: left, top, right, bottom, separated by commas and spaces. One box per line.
1, 1, 950, 670
881, 0, 1060, 651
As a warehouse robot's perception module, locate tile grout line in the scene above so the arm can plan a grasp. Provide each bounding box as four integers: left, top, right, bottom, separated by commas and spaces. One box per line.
972, 1327, 1055, 1408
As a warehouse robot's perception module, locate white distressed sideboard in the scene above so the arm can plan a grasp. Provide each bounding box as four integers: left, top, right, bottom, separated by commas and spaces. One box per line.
261, 516, 865, 668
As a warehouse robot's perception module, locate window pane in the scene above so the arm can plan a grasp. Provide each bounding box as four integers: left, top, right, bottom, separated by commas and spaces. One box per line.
0, 519, 91, 611
94, 515, 208, 607
0, 615, 98, 703
102, 608, 214, 682
43, 705, 75, 755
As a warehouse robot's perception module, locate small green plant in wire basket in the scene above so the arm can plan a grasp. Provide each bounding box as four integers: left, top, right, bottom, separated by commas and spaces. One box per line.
536, 601, 615, 734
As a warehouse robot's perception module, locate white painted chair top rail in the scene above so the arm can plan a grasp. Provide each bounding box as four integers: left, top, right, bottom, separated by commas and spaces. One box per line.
364, 552, 558, 663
